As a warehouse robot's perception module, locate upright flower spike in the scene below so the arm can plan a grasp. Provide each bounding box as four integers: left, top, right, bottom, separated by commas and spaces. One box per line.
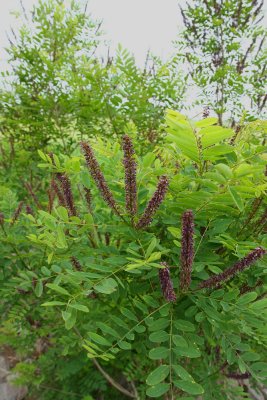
56, 173, 77, 217
198, 247, 266, 289
70, 256, 82, 271
105, 232, 110, 246
51, 179, 66, 208
159, 262, 176, 302
136, 175, 169, 229
180, 210, 194, 291
80, 142, 121, 216
10, 201, 24, 226
48, 152, 76, 216
122, 135, 137, 217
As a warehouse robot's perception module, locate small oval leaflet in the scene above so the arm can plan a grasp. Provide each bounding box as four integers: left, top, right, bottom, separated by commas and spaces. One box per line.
146, 365, 169, 386
146, 383, 170, 398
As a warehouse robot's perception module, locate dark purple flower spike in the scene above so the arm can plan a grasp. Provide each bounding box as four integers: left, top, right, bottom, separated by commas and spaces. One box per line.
159, 262, 176, 302
70, 256, 82, 271
198, 247, 266, 289
56, 173, 77, 217
80, 142, 121, 216
122, 135, 137, 218
136, 176, 169, 229
180, 210, 194, 291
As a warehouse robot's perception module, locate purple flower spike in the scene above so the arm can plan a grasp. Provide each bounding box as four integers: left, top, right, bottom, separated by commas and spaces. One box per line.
180, 210, 194, 291
122, 135, 137, 217
199, 247, 266, 289
80, 142, 121, 216
51, 179, 66, 208
159, 262, 176, 302
56, 173, 77, 217
136, 176, 169, 229
70, 256, 82, 271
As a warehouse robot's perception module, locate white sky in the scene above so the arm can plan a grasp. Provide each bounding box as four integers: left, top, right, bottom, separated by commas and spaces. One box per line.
0, 0, 183, 69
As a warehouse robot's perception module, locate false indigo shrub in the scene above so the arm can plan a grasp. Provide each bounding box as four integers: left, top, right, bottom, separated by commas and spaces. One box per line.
0, 112, 267, 400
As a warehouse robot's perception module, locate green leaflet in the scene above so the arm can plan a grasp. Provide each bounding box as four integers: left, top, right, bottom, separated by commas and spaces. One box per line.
88, 332, 112, 347
172, 365, 193, 381
94, 278, 118, 294
166, 113, 199, 162
96, 322, 120, 338
195, 117, 218, 127
68, 303, 89, 313
46, 283, 70, 296
203, 144, 234, 160
174, 380, 204, 395
148, 318, 170, 332
173, 346, 201, 358
174, 320, 195, 332
146, 365, 169, 386
65, 308, 77, 330
41, 301, 65, 307
120, 307, 138, 322
228, 186, 244, 211
172, 335, 188, 348
236, 292, 257, 306
250, 298, 267, 311
149, 331, 169, 343
201, 126, 233, 148
117, 340, 131, 350
34, 280, 43, 297
148, 347, 169, 360
55, 206, 69, 222
146, 383, 170, 398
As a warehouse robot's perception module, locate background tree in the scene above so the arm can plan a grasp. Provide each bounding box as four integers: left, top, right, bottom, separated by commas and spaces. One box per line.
0, 0, 186, 152
1, 0, 102, 150
178, 0, 267, 125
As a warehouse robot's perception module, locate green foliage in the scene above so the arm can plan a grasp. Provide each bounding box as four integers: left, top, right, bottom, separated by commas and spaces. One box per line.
1, 0, 102, 149
0, 1, 267, 398
0, 0, 185, 151
0, 111, 266, 399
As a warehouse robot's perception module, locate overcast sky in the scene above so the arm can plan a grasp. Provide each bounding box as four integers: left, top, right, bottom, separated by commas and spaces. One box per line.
0, 0, 182, 70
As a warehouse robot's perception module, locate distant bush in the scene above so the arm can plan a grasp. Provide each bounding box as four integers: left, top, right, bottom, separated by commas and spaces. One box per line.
0, 0, 185, 151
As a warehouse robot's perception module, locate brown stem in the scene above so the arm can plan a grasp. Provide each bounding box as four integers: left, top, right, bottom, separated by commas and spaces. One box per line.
92, 358, 136, 399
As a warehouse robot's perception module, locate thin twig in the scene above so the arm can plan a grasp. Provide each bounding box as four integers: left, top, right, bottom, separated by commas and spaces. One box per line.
92, 358, 136, 399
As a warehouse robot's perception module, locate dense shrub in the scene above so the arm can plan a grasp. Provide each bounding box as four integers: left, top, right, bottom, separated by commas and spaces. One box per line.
0, 111, 266, 399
